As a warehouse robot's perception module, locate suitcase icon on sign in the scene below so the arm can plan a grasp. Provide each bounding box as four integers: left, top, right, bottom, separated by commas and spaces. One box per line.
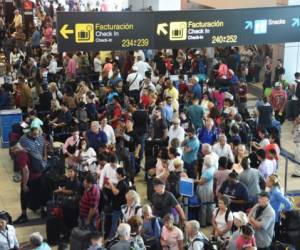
75, 24, 94, 43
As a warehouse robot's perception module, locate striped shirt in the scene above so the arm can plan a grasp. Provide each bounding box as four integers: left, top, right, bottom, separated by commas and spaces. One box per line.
80, 184, 100, 218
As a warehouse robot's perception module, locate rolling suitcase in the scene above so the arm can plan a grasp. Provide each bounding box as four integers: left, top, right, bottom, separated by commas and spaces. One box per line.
70, 227, 91, 250
46, 217, 61, 245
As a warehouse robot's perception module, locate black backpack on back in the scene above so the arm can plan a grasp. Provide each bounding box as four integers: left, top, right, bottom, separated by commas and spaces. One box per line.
239, 122, 251, 146
166, 171, 181, 199
191, 236, 215, 250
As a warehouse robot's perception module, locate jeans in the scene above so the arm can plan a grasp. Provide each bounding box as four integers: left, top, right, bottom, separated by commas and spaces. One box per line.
184, 161, 197, 179
199, 203, 215, 227
109, 210, 122, 239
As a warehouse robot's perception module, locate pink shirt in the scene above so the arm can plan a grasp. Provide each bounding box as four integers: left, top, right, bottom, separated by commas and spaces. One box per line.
44, 27, 53, 43
66, 58, 76, 78
161, 226, 183, 250
218, 63, 228, 79
214, 169, 231, 195
211, 91, 225, 111
236, 235, 256, 250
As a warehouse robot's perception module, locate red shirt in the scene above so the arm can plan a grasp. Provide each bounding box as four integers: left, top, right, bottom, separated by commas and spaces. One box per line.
16, 151, 41, 181
80, 185, 100, 218
112, 103, 122, 128
236, 235, 256, 250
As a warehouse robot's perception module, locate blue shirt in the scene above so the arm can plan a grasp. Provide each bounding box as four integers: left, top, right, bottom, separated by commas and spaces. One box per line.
31, 30, 41, 47
192, 83, 202, 99
198, 127, 217, 145
162, 104, 173, 123
269, 186, 292, 222
182, 136, 200, 164
86, 129, 108, 151
34, 242, 51, 250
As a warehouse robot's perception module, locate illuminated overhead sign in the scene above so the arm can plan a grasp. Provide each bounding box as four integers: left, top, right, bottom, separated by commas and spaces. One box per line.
57, 5, 300, 52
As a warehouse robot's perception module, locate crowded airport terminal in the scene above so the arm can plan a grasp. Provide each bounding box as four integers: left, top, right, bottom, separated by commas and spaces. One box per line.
0, 0, 300, 249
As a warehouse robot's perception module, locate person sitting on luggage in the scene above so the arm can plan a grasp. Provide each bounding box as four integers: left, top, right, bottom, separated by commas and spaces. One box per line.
0, 212, 19, 250
211, 195, 233, 239
110, 223, 132, 250
160, 213, 184, 250
185, 220, 207, 250
121, 190, 143, 222
75, 138, 97, 179
88, 232, 104, 250
128, 215, 146, 250
29, 232, 51, 250
63, 126, 81, 167
141, 204, 161, 249
12, 142, 46, 224
79, 174, 100, 230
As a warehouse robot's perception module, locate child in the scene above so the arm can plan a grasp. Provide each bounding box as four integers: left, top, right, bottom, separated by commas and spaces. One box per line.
88, 232, 104, 250
236, 224, 256, 250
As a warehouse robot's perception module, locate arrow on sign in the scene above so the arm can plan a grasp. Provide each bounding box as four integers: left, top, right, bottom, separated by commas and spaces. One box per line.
156, 23, 168, 36
60, 24, 74, 39
292, 18, 300, 27
245, 21, 253, 30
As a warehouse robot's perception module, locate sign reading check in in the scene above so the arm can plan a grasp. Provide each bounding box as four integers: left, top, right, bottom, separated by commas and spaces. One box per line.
57, 5, 300, 52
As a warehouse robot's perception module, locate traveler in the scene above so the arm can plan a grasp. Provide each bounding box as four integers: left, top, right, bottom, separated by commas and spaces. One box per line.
0, 212, 19, 250
110, 223, 132, 250
160, 214, 184, 250
248, 191, 276, 250
151, 178, 185, 222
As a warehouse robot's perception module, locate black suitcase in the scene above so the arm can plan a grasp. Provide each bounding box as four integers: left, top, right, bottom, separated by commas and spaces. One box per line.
46, 217, 61, 245
70, 227, 91, 250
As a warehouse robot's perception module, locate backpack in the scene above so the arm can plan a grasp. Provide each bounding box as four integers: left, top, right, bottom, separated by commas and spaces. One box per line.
190, 236, 215, 250
166, 171, 181, 199
215, 208, 230, 223
238, 122, 251, 145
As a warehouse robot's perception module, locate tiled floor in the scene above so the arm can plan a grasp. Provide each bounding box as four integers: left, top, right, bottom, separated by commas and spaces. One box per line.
1, 85, 299, 247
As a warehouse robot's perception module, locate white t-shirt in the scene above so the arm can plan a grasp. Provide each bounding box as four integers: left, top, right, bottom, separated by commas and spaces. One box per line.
213, 208, 233, 238
126, 72, 143, 91
94, 57, 102, 73
133, 60, 151, 77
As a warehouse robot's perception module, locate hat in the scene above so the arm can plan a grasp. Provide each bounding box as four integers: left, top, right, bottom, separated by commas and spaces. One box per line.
132, 66, 138, 71
233, 211, 248, 225
275, 82, 282, 87
259, 191, 270, 198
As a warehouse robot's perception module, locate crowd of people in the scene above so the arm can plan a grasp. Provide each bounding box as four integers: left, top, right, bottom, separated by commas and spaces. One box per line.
1, 1, 300, 250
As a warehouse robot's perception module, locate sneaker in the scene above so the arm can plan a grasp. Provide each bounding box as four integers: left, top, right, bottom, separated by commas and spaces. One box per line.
13, 214, 28, 224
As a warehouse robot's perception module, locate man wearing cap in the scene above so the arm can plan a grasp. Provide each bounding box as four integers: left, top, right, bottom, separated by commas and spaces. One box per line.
269, 82, 287, 124
168, 117, 185, 146
126, 66, 143, 103
151, 178, 186, 222
248, 191, 275, 250
0, 212, 19, 249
